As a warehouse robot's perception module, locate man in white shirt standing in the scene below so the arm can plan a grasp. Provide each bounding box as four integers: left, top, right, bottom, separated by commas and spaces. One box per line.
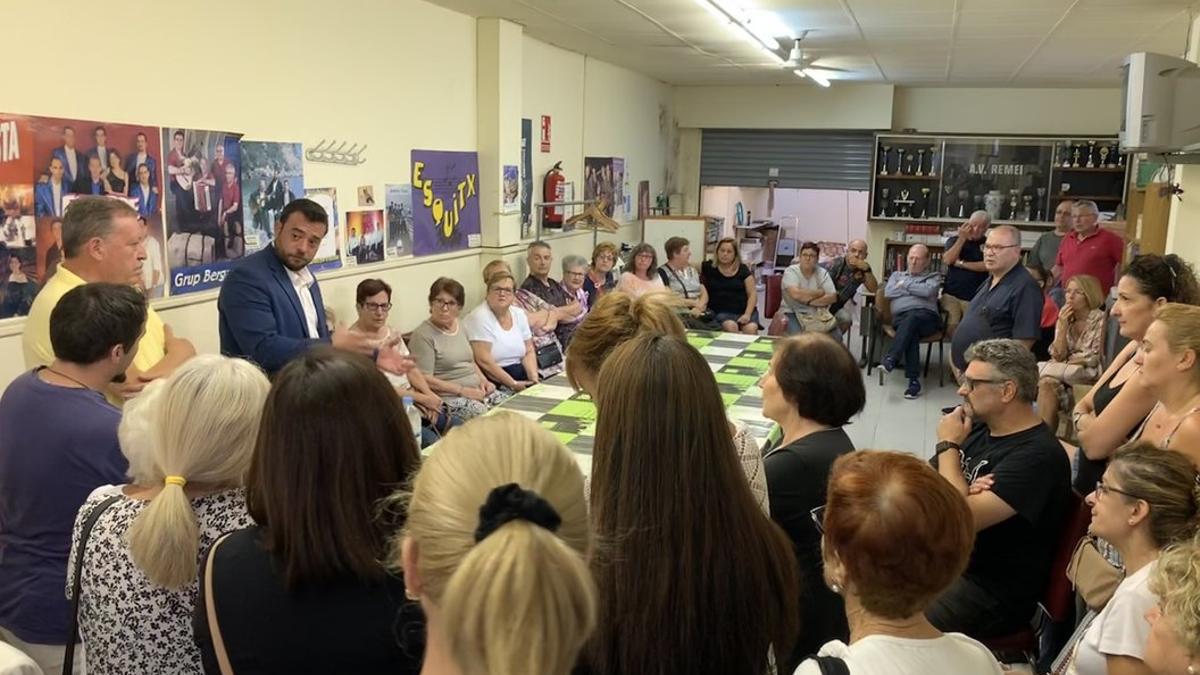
218, 198, 411, 375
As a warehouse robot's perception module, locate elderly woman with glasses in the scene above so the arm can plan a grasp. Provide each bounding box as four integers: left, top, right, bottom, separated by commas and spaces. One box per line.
466, 268, 539, 392
409, 277, 509, 423
556, 254, 591, 348
349, 278, 455, 445
1050, 442, 1200, 675
584, 241, 619, 307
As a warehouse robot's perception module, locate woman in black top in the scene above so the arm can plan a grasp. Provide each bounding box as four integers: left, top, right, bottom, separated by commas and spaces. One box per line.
1072, 254, 1200, 494
194, 348, 424, 674
760, 333, 865, 673
701, 238, 760, 334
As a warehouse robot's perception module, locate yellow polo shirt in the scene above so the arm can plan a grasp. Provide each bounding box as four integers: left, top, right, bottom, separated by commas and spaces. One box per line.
22, 266, 167, 400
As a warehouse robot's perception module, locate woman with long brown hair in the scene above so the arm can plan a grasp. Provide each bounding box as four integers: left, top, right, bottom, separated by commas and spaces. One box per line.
584, 333, 798, 675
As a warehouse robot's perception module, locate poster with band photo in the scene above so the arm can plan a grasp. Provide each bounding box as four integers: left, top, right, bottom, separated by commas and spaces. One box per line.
161, 127, 243, 295
301, 186, 344, 272
240, 141, 304, 255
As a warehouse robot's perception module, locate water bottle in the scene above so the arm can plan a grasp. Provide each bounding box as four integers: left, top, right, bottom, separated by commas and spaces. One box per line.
402, 396, 423, 448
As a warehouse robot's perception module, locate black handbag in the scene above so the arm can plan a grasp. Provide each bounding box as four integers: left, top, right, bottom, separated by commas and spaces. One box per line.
535, 341, 564, 370
64, 494, 121, 675
663, 266, 722, 331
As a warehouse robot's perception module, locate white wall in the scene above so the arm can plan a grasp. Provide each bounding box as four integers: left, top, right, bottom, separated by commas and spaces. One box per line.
0, 0, 669, 391
892, 87, 1122, 135
673, 84, 895, 130
1166, 14, 1200, 260
700, 186, 869, 248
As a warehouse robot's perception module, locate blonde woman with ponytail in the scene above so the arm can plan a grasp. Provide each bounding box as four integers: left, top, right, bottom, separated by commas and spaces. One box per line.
396, 411, 596, 675
1053, 441, 1200, 675
66, 355, 268, 675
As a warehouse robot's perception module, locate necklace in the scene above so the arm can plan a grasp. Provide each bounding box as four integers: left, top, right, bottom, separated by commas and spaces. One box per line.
42, 366, 94, 392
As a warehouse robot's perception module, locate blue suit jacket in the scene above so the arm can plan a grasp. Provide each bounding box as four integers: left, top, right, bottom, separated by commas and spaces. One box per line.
52, 147, 86, 184
218, 246, 331, 374
130, 184, 158, 216
34, 181, 68, 217
124, 154, 158, 185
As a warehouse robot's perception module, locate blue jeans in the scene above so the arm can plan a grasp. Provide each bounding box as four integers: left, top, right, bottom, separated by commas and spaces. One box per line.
420, 409, 459, 448
887, 308, 940, 379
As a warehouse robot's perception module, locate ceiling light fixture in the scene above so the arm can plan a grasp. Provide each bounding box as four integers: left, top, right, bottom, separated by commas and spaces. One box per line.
695, 0, 783, 56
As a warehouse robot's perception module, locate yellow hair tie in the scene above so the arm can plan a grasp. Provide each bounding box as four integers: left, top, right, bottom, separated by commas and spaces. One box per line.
164, 475, 187, 488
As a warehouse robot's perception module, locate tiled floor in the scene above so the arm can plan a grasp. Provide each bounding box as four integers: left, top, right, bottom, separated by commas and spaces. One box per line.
842, 325, 962, 461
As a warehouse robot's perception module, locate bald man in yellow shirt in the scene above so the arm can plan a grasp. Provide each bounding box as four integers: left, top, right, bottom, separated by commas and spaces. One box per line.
22, 196, 195, 403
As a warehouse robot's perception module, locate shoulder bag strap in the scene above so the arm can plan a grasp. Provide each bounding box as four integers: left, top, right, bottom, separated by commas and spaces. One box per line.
63, 494, 121, 675
813, 655, 852, 675
666, 265, 691, 299
203, 533, 236, 675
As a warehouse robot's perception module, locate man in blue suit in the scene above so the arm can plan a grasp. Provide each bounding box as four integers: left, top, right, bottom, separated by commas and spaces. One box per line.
51, 127, 85, 185
218, 198, 410, 375
123, 132, 158, 186
35, 158, 70, 217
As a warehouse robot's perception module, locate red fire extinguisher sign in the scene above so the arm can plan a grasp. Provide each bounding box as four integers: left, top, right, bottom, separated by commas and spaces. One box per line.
540, 115, 551, 153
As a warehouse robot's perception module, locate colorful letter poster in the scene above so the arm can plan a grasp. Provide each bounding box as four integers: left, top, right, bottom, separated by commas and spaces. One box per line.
345, 210, 385, 265
161, 127, 243, 295
410, 150, 481, 257
0, 114, 36, 319
240, 141, 304, 253
301, 187, 343, 272
384, 183, 413, 258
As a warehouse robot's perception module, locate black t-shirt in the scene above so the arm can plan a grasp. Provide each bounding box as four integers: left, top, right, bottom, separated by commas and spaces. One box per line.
953, 421, 1071, 616
521, 275, 570, 307
194, 527, 424, 674
700, 260, 752, 315
764, 428, 854, 672
950, 266, 1044, 370
943, 236, 987, 301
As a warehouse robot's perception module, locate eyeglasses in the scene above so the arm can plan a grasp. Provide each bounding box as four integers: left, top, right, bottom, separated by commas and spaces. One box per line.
962, 376, 1010, 392
564, 270, 586, 278
810, 505, 827, 535
595, 254, 615, 262
983, 244, 1020, 253
489, 286, 515, 295
431, 299, 459, 309
1095, 480, 1142, 501
362, 302, 391, 312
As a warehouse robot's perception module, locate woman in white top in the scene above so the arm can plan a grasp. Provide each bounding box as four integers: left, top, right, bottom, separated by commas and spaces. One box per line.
1055, 442, 1200, 675
67, 355, 268, 675
466, 268, 539, 392
782, 241, 839, 339
795, 450, 1003, 675
616, 242, 666, 298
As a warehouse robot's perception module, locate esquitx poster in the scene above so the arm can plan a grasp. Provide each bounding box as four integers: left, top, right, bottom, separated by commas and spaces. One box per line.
301, 187, 343, 273
345, 210, 384, 265
240, 141, 304, 254
384, 184, 413, 258
410, 150, 481, 257
162, 127, 243, 295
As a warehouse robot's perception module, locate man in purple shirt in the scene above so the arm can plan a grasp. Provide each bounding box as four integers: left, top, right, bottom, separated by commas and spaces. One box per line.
0, 283, 146, 674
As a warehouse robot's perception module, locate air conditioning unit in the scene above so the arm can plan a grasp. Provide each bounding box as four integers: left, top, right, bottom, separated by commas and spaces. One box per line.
1120, 52, 1200, 156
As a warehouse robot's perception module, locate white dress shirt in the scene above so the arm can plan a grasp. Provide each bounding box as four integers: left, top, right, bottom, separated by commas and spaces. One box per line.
286, 266, 321, 339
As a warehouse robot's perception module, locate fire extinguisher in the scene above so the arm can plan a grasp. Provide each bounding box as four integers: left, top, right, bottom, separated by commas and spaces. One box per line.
543, 161, 565, 228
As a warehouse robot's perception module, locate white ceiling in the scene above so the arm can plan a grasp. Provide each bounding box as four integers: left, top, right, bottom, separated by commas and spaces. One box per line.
425, 0, 1198, 86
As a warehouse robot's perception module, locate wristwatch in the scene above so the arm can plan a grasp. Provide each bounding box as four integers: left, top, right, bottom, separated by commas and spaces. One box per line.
935, 440, 962, 456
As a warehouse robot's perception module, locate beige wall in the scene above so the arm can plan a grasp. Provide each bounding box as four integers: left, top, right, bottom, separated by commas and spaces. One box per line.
673, 84, 895, 130
1166, 14, 1200, 260
0, 0, 668, 391
892, 87, 1122, 135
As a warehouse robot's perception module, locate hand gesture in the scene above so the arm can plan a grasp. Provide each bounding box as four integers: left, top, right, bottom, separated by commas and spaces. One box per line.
937, 405, 972, 445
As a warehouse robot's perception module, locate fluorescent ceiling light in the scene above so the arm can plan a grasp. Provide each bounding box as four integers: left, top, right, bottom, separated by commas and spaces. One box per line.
696, 0, 786, 55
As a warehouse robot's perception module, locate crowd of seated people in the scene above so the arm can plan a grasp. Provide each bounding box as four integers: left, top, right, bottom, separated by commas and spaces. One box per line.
10, 197, 1200, 675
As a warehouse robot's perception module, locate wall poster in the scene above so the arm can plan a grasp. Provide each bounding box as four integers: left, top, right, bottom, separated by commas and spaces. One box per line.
301, 187, 344, 272
520, 118, 532, 238
240, 141, 304, 254
345, 210, 385, 265
410, 150, 481, 257
161, 127, 243, 295
384, 184, 413, 258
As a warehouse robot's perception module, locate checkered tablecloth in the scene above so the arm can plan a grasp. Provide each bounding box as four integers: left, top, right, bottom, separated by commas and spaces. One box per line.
493, 330, 779, 475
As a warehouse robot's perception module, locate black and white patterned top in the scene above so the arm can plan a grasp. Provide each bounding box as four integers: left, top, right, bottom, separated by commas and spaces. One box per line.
67, 488, 253, 675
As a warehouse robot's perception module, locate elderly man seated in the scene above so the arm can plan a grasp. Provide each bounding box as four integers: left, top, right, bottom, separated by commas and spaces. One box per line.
928, 338, 1071, 641
520, 240, 584, 348
823, 238, 878, 337
880, 244, 941, 400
